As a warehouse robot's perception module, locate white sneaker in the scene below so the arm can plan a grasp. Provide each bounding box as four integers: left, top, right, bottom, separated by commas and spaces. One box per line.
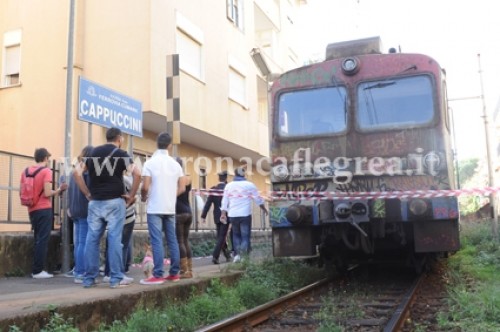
122, 276, 134, 283
110, 276, 134, 289
104, 275, 132, 284
32, 271, 54, 279
233, 255, 241, 263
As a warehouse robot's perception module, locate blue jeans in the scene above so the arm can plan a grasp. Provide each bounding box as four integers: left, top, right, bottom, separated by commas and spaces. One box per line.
84, 198, 125, 286
29, 208, 53, 274
73, 217, 88, 276
229, 215, 252, 256
104, 220, 135, 276
147, 214, 180, 277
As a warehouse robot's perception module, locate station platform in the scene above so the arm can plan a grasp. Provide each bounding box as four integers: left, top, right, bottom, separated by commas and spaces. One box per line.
0, 256, 239, 331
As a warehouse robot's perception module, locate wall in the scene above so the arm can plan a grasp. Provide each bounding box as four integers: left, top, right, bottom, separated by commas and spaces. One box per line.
0, 229, 272, 276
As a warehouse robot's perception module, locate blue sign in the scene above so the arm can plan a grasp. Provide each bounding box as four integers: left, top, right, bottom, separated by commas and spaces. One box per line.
78, 76, 143, 137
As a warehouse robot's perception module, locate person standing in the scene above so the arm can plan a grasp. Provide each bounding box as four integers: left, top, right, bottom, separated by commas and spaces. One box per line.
220, 167, 268, 263
67, 145, 93, 283
74, 127, 141, 289
175, 157, 193, 279
140, 132, 184, 285
22, 148, 68, 279
200, 171, 232, 264
102, 170, 137, 282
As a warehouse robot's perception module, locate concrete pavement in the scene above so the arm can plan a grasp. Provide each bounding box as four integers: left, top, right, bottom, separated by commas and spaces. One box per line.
0, 256, 239, 331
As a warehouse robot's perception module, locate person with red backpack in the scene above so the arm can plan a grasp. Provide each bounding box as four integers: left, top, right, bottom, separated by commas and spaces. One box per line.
20, 148, 68, 279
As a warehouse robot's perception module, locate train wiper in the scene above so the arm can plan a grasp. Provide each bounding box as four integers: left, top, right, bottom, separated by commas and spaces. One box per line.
363, 81, 396, 90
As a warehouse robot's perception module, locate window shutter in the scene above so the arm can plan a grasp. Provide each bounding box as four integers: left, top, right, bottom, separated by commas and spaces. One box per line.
5, 45, 20, 75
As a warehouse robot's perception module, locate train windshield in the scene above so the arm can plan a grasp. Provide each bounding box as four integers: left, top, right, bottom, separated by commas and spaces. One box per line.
357, 75, 435, 131
277, 86, 347, 138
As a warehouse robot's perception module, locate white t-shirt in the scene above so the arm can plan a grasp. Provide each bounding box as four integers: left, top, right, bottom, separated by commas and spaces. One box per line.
221, 179, 264, 217
141, 149, 183, 214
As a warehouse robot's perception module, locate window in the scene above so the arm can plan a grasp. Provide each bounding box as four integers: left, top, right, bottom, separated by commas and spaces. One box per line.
229, 67, 246, 107
277, 86, 347, 138
227, 0, 244, 30
176, 30, 203, 80
176, 12, 204, 81
357, 75, 435, 131
199, 168, 207, 189
2, 30, 22, 87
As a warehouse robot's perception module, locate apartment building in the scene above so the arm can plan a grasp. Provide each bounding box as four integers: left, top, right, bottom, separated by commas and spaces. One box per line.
0, 0, 307, 229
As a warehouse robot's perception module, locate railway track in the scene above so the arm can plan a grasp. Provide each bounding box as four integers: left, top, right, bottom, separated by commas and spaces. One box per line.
196, 264, 431, 332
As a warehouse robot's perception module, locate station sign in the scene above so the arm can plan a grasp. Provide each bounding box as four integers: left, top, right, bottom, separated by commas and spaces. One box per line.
78, 76, 143, 137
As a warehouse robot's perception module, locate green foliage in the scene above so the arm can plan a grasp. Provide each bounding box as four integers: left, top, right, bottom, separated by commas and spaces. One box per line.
440, 219, 500, 331
456, 157, 486, 215
459, 195, 483, 215
101, 309, 173, 332
236, 278, 277, 308
190, 239, 216, 257
4, 267, 25, 278
9, 312, 79, 332
40, 313, 79, 332
239, 257, 325, 297
457, 158, 479, 184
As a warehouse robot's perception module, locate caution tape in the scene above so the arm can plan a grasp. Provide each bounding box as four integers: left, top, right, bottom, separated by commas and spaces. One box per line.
192, 187, 500, 201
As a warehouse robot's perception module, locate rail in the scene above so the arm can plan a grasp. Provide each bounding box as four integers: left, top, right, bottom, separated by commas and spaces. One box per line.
0, 150, 62, 227
196, 265, 425, 332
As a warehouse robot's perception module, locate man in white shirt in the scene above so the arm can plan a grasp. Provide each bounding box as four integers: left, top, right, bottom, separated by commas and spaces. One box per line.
140, 132, 184, 285
220, 167, 268, 262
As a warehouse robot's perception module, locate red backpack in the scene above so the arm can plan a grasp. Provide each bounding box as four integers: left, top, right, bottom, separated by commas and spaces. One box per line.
19, 167, 46, 207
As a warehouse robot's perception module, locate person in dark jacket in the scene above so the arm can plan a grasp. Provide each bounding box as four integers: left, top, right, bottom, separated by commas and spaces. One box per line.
200, 171, 232, 264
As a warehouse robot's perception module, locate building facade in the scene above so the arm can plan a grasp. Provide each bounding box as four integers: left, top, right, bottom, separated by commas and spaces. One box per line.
0, 0, 307, 230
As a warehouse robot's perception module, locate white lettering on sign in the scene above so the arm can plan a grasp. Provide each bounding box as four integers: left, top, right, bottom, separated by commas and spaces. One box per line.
79, 99, 142, 133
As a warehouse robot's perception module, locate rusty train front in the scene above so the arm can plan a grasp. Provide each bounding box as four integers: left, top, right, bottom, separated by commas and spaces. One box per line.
268, 37, 460, 272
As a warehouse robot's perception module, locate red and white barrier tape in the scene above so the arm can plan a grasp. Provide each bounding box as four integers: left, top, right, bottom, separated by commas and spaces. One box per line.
193, 187, 500, 201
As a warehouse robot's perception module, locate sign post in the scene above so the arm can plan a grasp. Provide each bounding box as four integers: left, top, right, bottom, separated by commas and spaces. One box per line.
166, 54, 180, 155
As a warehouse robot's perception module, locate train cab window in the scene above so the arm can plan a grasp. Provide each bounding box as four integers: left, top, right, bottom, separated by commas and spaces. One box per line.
277, 86, 347, 138
356, 75, 435, 131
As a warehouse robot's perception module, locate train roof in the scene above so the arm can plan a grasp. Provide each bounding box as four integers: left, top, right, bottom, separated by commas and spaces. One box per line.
325, 36, 383, 60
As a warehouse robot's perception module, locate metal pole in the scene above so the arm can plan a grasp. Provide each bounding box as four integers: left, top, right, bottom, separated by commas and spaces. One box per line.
88, 123, 92, 145
448, 106, 461, 189
62, 0, 76, 273
478, 53, 498, 241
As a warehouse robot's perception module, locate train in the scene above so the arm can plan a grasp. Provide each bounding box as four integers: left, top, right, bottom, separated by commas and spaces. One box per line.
268, 37, 460, 273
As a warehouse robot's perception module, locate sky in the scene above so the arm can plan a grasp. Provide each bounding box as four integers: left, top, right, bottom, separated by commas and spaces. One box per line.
295, 0, 500, 161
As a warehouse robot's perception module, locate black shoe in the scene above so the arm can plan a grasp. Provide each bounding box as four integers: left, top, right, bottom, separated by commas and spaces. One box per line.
212, 257, 219, 265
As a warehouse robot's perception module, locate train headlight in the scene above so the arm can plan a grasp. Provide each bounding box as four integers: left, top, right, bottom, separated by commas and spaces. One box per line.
351, 202, 367, 215
334, 202, 352, 219
409, 198, 429, 216
341, 57, 360, 75
272, 164, 289, 181
286, 204, 311, 225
